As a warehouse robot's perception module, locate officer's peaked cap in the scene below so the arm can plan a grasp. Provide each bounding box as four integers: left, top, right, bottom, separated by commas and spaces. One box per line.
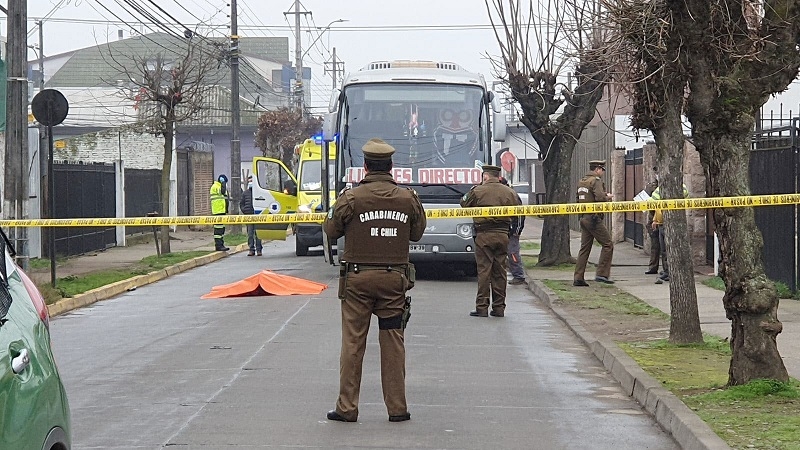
362, 138, 395, 160
589, 160, 606, 170
482, 164, 502, 175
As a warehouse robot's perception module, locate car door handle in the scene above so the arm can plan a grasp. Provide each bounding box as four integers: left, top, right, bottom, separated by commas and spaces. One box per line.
255, 196, 266, 201
11, 348, 29, 374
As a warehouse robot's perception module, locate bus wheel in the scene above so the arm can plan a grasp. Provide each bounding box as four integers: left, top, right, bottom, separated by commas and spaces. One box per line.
296, 241, 309, 256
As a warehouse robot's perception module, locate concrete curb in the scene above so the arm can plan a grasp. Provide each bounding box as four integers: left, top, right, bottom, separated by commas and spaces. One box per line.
528, 279, 731, 450
46, 242, 249, 317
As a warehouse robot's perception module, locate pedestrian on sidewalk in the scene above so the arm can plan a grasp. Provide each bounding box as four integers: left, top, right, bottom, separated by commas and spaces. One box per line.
650, 183, 689, 284
460, 165, 519, 317
499, 177, 526, 285
210, 174, 230, 251
323, 138, 426, 423
573, 160, 614, 286
644, 175, 661, 275
239, 175, 263, 256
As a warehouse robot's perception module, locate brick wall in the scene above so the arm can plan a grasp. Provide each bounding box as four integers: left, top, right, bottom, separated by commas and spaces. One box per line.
190, 150, 213, 216
55, 129, 163, 169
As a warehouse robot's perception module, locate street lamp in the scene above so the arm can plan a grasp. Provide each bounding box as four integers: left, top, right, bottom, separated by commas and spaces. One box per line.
303, 18, 348, 60
296, 18, 347, 110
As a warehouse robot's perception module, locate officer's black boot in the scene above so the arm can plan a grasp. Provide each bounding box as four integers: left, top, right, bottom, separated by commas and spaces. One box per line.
214, 238, 229, 251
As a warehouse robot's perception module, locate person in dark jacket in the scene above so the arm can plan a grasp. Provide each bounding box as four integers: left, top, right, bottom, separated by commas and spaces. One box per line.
499, 177, 526, 285
239, 175, 263, 256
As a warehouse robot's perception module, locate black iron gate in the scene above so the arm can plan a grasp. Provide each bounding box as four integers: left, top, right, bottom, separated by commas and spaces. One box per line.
52, 162, 116, 256
624, 148, 645, 248
750, 121, 799, 292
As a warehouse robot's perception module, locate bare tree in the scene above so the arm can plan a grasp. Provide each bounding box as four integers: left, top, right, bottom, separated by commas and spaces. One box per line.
104, 35, 224, 254
677, 0, 798, 384
608, 0, 799, 384
602, 1, 703, 344
486, 0, 611, 265
254, 107, 323, 169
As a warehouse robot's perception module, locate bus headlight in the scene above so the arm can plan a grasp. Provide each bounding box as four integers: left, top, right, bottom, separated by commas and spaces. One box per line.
456, 223, 473, 239
298, 204, 312, 213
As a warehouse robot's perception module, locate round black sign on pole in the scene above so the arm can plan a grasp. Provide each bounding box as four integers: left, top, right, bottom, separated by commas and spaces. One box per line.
31, 89, 69, 287
31, 89, 69, 126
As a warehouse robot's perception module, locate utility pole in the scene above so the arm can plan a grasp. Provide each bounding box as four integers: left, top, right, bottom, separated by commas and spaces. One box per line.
38, 20, 48, 267
284, 1, 310, 112
325, 47, 345, 91
4, 0, 29, 268
229, 0, 241, 216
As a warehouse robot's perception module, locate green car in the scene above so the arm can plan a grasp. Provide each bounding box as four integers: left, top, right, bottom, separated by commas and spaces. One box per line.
0, 234, 71, 450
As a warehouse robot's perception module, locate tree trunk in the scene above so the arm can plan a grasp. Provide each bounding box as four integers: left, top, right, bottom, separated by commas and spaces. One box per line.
699, 125, 788, 385
159, 117, 174, 255
534, 135, 575, 266
652, 104, 703, 344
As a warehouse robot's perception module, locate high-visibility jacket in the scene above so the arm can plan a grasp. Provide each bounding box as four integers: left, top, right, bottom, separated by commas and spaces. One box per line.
651, 184, 688, 226
210, 181, 228, 214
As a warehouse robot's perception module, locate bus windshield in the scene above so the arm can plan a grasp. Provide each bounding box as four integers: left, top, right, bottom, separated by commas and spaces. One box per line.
341, 83, 487, 185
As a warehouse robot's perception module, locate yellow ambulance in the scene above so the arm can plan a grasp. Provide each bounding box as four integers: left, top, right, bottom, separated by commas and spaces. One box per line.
252, 136, 337, 256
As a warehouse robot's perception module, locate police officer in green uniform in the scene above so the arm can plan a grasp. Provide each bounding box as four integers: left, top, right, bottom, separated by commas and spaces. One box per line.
574, 160, 614, 286
323, 138, 426, 423
460, 164, 519, 317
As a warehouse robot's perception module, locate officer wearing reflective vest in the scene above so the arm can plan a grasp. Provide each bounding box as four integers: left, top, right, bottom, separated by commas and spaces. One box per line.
323, 138, 426, 423
573, 160, 614, 286
210, 174, 230, 251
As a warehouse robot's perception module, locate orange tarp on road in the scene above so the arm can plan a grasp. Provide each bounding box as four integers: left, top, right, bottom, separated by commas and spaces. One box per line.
201, 270, 328, 299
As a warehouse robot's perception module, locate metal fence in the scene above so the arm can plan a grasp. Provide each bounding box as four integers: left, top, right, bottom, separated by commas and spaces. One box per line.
750, 120, 799, 291
623, 147, 645, 248
51, 162, 116, 256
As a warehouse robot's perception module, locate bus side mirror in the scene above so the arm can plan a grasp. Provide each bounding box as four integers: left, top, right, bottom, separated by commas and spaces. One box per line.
493, 112, 507, 142
322, 112, 338, 142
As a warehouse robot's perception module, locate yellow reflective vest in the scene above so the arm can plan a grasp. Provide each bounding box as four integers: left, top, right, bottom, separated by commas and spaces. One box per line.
210, 181, 228, 214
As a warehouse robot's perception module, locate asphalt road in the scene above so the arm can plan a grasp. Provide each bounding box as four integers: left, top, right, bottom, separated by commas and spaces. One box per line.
49, 238, 678, 450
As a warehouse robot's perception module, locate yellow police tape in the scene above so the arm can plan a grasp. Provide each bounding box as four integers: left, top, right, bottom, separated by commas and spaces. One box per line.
0, 193, 797, 227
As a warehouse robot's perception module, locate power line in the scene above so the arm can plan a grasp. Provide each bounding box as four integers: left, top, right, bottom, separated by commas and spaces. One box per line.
28, 16, 495, 31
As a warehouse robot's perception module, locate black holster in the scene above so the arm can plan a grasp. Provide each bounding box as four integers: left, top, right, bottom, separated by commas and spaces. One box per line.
401, 296, 412, 329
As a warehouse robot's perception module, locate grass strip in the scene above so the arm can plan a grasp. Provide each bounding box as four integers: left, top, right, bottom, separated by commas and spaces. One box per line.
37, 250, 213, 304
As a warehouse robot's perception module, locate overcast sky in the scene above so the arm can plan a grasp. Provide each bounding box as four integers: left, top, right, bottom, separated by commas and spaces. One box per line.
14, 1, 800, 126
19, 0, 504, 110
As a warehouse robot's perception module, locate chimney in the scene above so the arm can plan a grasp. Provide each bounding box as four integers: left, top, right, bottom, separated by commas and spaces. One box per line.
118, 30, 124, 40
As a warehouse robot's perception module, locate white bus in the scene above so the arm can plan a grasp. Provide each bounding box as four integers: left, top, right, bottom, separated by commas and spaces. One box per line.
320, 60, 507, 275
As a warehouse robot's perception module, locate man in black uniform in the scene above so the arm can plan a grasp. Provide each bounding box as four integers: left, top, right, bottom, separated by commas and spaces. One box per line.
323, 138, 427, 423
574, 160, 614, 286
460, 165, 519, 317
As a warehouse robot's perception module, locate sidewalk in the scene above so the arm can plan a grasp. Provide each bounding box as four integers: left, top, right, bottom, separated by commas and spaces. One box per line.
520, 217, 800, 382
34, 228, 249, 317
29, 228, 220, 284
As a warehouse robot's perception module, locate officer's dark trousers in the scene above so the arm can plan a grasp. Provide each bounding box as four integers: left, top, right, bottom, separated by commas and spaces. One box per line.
213, 213, 226, 249
507, 233, 525, 280
336, 269, 407, 421
648, 228, 661, 272
574, 216, 614, 280
658, 226, 670, 276
474, 231, 509, 313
